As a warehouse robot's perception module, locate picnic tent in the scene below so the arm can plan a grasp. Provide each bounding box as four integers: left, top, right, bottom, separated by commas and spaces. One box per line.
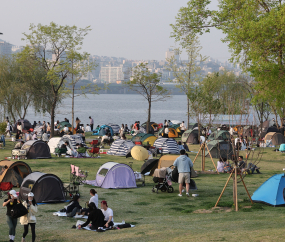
141, 122, 159, 134
0, 160, 32, 186
57, 121, 72, 132
131, 133, 157, 146
13, 119, 32, 132
170, 124, 182, 136
171, 120, 181, 125
19, 172, 65, 203
181, 129, 199, 144
159, 127, 179, 138
107, 140, 135, 156
188, 123, 198, 130
90, 162, 137, 189
21, 140, 51, 159
153, 138, 179, 154
267, 126, 281, 134
108, 124, 120, 134
207, 130, 231, 142
264, 132, 285, 146
205, 140, 233, 159
158, 155, 179, 169
48, 135, 85, 155
93, 125, 114, 136
252, 173, 285, 206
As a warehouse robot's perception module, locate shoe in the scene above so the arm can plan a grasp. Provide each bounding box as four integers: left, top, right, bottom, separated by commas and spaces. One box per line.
186, 193, 190, 197
178, 194, 182, 197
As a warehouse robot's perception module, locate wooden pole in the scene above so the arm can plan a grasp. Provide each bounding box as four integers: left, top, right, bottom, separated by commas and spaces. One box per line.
215, 169, 234, 207
192, 143, 204, 164
205, 143, 219, 174
234, 166, 238, 211
201, 143, 205, 171
239, 174, 254, 204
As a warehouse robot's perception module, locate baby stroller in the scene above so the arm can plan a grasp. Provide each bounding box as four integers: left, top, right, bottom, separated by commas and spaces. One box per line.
152, 167, 174, 193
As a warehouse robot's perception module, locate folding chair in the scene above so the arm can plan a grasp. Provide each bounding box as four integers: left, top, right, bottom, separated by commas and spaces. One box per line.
70, 164, 76, 183
88, 147, 100, 158
74, 166, 88, 184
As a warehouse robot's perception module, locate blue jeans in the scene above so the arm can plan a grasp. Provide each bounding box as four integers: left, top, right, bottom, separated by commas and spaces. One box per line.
0, 135, 5, 147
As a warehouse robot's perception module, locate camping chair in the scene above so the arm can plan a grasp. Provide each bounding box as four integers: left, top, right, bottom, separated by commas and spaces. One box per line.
55, 147, 67, 157
135, 141, 142, 146
77, 147, 88, 158
70, 164, 77, 183
74, 166, 88, 184
89, 140, 99, 147
88, 147, 100, 158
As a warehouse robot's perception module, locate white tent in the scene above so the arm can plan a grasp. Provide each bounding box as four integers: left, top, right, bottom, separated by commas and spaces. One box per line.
171, 120, 182, 124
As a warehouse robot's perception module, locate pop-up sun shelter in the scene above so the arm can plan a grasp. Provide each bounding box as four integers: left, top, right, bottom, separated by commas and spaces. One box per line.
0, 160, 32, 186
181, 129, 199, 144
88, 162, 137, 189
21, 140, 51, 159
19, 172, 65, 203
131, 133, 157, 146
153, 138, 179, 154
252, 174, 285, 206
205, 140, 233, 159
107, 140, 135, 156
93, 125, 114, 136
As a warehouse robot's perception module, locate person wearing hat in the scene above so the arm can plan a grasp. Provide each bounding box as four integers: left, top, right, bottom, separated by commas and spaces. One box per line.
100, 200, 114, 228
20, 192, 38, 242
2, 190, 20, 242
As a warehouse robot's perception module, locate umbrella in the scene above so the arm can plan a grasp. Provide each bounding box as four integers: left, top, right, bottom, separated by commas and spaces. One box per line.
141, 159, 159, 175
131, 146, 149, 161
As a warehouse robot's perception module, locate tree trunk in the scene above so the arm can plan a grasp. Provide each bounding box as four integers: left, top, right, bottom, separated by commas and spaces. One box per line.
72, 71, 75, 133
147, 99, 151, 134
50, 93, 58, 138
187, 97, 190, 129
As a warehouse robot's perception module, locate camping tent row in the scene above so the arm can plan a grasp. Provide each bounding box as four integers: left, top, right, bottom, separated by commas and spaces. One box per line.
85, 162, 137, 189
264, 132, 285, 146
93, 125, 114, 136
107, 140, 135, 156
48, 134, 86, 155
21, 140, 51, 159
153, 138, 179, 154
0, 160, 32, 186
131, 133, 157, 146
20, 172, 65, 203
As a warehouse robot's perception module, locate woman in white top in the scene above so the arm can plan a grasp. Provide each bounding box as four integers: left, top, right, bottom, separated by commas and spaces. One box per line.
180, 121, 186, 134
101, 200, 114, 228
217, 158, 225, 173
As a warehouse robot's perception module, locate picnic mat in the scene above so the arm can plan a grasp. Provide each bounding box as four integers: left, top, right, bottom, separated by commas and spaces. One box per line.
38, 200, 69, 205
53, 211, 88, 219
76, 220, 135, 232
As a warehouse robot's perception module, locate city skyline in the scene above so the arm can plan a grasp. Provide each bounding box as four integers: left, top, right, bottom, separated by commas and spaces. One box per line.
0, 0, 230, 61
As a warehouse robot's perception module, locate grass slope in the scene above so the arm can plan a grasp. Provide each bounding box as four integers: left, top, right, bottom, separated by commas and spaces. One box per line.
0, 136, 284, 242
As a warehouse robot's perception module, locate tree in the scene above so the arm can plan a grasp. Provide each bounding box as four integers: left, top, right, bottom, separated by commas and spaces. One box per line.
20, 22, 92, 137
67, 51, 99, 132
124, 63, 171, 133
0, 54, 47, 122
172, 0, 285, 122
166, 37, 207, 128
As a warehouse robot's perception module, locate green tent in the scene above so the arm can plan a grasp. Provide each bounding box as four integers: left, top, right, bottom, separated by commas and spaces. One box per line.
207, 130, 230, 142
181, 129, 199, 144
58, 121, 72, 131
205, 140, 233, 159
131, 133, 157, 146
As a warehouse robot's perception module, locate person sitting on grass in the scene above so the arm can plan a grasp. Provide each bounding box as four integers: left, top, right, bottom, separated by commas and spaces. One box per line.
177, 141, 184, 151
101, 200, 114, 228
77, 202, 105, 230
217, 158, 225, 173
66, 195, 82, 217
81, 189, 98, 216
77, 144, 87, 156
113, 133, 120, 140
223, 159, 233, 173
14, 141, 24, 149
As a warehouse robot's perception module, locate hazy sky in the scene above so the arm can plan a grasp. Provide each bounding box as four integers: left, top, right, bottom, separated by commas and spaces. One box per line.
1, 0, 231, 61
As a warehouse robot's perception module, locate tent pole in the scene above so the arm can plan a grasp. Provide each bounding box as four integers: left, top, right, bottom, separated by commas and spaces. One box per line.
234, 166, 238, 211
205, 143, 219, 174
192, 144, 204, 164
214, 169, 234, 207
239, 173, 254, 204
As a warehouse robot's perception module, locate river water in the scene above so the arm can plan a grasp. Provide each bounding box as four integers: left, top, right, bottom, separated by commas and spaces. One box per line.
24, 94, 261, 127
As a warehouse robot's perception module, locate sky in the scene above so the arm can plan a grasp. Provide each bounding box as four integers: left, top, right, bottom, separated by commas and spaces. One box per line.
1, 0, 231, 61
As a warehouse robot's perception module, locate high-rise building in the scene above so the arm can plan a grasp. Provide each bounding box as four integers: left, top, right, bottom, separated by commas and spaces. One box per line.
100, 65, 125, 83
165, 48, 179, 62
0, 39, 12, 56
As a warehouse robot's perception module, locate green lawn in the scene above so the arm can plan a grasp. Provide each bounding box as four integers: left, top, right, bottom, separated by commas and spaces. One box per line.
0, 136, 285, 242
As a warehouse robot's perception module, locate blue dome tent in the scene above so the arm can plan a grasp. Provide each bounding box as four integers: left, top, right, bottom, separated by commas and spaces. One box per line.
252, 173, 285, 206
92, 125, 114, 136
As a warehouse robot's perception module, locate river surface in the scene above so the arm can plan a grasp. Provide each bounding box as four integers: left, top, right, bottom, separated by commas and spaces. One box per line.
24, 94, 262, 127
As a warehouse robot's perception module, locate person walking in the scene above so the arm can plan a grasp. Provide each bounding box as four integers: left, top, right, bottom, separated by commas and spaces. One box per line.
20, 192, 38, 242
180, 121, 186, 135
89, 116, 94, 131
173, 149, 193, 197
3, 190, 20, 242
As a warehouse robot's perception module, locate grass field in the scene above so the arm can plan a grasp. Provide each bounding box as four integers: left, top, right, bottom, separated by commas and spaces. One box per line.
0, 135, 285, 242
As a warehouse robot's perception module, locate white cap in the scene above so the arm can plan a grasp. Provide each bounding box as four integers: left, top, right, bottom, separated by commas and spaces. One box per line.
9, 190, 17, 196
28, 192, 34, 197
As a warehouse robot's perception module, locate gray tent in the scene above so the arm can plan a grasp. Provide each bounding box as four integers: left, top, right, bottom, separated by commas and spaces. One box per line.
21, 140, 51, 159
181, 129, 199, 144
19, 172, 65, 203
207, 130, 231, 142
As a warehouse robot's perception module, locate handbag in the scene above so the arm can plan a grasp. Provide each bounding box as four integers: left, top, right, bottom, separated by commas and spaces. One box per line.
11, 203, 29, 219
30, 214, 36, 221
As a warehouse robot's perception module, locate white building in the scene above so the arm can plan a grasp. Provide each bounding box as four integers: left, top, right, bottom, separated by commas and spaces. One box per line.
165, 48, 179, 62
100, 65, 125, 83
0, 40, 12, 56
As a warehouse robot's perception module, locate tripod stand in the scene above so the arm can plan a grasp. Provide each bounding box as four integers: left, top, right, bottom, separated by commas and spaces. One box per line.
192, 142, 219, 173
